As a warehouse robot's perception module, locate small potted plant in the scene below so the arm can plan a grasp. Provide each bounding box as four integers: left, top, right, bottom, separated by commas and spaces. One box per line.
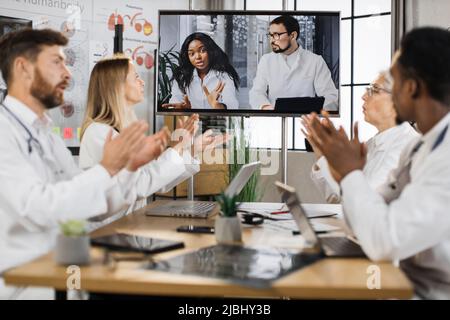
54, 220, 90, 266
215, 192, 242, 244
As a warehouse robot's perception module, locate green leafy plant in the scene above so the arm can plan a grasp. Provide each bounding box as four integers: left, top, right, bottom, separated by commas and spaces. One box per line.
59, 220, 87, 237
158, 46, 180, 107
228, 117, 263, 203
215, 192, 238, 217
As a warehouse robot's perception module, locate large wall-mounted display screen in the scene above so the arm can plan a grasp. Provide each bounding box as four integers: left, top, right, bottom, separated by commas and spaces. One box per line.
157, 10, 340, 117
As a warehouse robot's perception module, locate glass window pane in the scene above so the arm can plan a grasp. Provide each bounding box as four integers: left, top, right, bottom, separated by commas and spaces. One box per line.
295, 86, 351, 149
287, 117, 294, 148
293, 116, 306, 149
247, 117, 294, 149
297, 0, 351, 18
248, 117, 282, 149
288, 0, 296, 10
354, 15, 391, 84
246, 0, 282, 10
294, 118, 306, 150
341, 20, 351, 84
354, 0, 391, 16
353, 86, 378, 142
330, 85, 351, 135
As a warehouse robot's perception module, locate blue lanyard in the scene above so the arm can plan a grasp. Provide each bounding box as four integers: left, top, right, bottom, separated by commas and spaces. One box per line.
1, 103, 44, 155
387, 124, 447, 193
431, 124, 448, 151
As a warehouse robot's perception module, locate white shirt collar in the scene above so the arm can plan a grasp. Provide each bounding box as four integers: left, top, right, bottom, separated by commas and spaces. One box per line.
192, 69, 201, 80
372, 122, 411, 149
193, 69, 214, 81
3, 95, 53, 131
281, 45, 301, 58
280, 46, 302, 70
420, 112, 450, 149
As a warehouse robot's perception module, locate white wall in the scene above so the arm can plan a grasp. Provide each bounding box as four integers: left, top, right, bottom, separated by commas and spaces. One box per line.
410, 0, 450, 29
257, 151, 327, 204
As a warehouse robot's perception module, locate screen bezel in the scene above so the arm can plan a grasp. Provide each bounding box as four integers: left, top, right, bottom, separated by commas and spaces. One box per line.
156, 10, 341, 117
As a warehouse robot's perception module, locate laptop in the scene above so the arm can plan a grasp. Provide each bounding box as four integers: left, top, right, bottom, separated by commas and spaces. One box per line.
275, 181, 366, 258
145, 162, 261, 218
274, 96, 324, 113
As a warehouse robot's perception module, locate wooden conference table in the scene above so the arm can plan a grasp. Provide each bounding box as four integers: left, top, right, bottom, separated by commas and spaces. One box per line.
3, 201, 413, 299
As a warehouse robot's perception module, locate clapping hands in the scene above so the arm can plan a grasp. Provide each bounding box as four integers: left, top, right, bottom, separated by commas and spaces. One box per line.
301, 111, 367, 183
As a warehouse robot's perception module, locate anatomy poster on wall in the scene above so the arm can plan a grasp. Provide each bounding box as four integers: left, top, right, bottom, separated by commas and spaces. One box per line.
94, 1, 157, 69
0, 0, 188, 147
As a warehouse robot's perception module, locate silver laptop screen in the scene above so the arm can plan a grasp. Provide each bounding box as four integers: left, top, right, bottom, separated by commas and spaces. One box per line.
225, 162, 261, 197
276, 182, 320, 248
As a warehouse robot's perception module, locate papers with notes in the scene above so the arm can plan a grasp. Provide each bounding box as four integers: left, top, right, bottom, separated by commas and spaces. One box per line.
237, 202, 342, 219
237, 202, 288, 211
262, 219, 340, 234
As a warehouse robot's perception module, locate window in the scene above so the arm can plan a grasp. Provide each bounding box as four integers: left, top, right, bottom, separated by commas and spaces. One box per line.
245, 0, 392, 148
246, 0, 283, 10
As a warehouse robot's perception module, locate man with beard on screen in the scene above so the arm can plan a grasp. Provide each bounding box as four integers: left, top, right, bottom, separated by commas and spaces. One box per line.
0, 28, 168, 299
249, 15, 339, 111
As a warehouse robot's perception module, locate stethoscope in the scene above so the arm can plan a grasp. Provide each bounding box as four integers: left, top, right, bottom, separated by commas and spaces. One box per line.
1, 102, 44, 156
1, 102, 66, 178
238, 210, 289, 226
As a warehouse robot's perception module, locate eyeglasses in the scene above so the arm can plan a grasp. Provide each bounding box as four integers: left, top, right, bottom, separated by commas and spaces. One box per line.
365, 84, 392, 97
266, 32, 288, 40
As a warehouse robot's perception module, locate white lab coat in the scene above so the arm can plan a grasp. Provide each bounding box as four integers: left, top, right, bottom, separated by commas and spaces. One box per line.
249, 47, 339, 110
311, 122, 419, 203
79, 122, 200, 230
0, 96, 138, 299
340, 113, 450, 299
169, 69, 239, 109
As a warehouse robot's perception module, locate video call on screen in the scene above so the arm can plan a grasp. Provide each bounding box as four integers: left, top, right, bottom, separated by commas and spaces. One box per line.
157, 11, 340, 116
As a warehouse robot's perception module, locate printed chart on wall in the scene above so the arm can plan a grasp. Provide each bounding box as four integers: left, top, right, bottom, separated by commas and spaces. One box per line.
0, 0, 92, 147
93, 1, 157, 69
92, 0, 160, 136
46, 12, 90, 147
0, 0, 165, 147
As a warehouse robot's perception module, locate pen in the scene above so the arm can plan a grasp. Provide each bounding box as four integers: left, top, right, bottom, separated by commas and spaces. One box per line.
271, 210, 290, 215
292, 230, 328, 235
